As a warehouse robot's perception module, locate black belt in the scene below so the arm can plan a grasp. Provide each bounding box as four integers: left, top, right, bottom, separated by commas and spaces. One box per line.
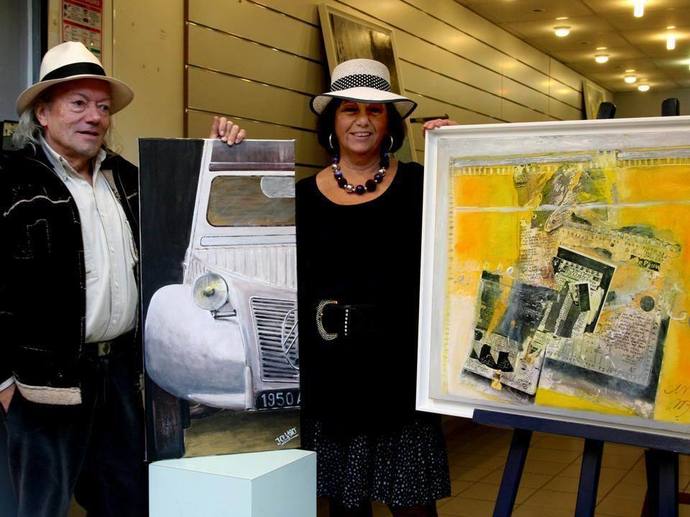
83, 330, 135, 358
315, 300, 378, 341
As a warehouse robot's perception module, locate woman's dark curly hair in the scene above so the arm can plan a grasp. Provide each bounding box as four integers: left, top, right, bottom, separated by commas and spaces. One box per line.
315, 99, 406, 156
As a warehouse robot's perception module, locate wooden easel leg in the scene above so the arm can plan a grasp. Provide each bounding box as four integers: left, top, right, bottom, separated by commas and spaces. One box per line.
575, 438, 604, 517
493, 428, 532, 517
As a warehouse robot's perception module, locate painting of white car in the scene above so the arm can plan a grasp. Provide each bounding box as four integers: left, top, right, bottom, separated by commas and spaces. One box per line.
144, 139, 299, 412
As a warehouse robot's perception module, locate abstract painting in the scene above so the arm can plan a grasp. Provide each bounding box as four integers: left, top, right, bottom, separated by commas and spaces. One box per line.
417, 117, 690, 438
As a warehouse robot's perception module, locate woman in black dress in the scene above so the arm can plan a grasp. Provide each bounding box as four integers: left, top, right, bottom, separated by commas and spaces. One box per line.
296, 59, 455, 517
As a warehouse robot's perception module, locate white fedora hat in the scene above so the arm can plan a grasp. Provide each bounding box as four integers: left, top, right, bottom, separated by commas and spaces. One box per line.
311, 59, 417, 119
16, 41, 134, 115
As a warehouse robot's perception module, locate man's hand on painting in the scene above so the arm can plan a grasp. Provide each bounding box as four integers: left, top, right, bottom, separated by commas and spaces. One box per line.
209, 116, 247, 146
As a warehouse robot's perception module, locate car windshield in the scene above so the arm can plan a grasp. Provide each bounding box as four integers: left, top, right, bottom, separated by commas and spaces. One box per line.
207, 176, 295, 227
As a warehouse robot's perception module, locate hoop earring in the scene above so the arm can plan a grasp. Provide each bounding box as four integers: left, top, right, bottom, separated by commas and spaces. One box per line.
386, 135, 394, 153
328, 133, 336, 152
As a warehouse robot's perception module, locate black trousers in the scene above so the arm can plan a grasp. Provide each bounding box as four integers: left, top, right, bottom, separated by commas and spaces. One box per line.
2, 352, 147, 517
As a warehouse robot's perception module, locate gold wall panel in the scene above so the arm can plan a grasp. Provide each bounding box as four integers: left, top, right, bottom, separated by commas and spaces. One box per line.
188, 23, 326, 96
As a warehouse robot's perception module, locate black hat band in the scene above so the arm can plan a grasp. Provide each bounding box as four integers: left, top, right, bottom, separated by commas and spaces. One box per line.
42, 62, 106, 82
331, 74, 391, 93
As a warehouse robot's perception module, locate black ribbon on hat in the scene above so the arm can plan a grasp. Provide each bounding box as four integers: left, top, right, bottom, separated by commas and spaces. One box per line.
42, 62, 106, 82
331, 73, 391, 92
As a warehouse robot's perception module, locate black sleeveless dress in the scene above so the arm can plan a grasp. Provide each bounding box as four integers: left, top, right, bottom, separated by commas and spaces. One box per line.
296, 161, 450, 508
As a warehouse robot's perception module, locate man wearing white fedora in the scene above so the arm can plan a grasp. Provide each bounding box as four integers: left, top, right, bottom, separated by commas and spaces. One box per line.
0, 41, 244, 516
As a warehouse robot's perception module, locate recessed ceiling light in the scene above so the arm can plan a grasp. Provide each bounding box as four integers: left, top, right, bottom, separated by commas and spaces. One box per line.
633, 0, 645, 18
555, 17, 569, 21
667, 27, 677, 50
596, 46, 607, 50
554, 26, 571, 37
595, 54, 609, 64
638, 84, 650, 92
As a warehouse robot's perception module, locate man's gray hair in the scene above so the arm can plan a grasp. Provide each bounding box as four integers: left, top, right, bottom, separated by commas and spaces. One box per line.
12, 108, 43, 149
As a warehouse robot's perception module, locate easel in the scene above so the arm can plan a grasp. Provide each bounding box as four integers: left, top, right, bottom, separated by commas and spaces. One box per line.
474, 409, 690, 517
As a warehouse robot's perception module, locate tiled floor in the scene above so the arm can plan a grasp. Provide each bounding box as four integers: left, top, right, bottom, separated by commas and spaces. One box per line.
358, 421, 690, 517
69, 420, 690, 516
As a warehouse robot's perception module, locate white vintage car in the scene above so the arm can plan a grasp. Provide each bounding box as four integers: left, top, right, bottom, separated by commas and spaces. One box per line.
144, 140, 299, 411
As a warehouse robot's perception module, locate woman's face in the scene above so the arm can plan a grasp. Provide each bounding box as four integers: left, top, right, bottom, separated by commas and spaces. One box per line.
333, 101, 389, 159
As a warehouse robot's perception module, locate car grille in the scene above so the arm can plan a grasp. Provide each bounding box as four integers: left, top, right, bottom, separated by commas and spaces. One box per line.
250, 297, 299, 382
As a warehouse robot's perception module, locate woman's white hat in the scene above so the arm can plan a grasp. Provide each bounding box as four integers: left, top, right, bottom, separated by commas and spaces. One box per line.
16, 41, 134, 115
311, 59, 417, 119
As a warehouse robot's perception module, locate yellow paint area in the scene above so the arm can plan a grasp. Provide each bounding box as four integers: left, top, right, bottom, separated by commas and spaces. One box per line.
535, 389, 637, 417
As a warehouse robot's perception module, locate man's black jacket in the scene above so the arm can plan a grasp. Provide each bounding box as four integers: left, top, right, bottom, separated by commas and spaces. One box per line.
0, 145, 140, 405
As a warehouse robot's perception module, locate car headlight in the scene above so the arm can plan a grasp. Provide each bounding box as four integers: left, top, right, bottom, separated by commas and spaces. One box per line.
192, 272, 229, 311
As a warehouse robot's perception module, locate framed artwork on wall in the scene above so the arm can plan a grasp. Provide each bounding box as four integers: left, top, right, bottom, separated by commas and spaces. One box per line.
418, 116, 690, 440
583, 80, 609, 119
317, 4, 417, 162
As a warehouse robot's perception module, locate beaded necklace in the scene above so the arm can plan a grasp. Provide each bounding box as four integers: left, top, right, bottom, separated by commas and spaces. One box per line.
331, 154, 389, 195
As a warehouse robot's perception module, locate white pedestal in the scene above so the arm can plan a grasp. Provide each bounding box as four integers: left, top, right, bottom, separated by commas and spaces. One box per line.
149, 449, 316, 517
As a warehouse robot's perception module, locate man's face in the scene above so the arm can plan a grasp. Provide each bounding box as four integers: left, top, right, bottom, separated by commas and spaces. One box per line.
35, 78, 112, 163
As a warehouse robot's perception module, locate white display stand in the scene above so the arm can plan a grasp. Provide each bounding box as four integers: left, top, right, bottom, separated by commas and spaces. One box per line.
149, 449, 316, 517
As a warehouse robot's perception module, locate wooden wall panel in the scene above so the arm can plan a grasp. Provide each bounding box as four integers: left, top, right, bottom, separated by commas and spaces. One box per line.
549, 58, 584, 92
188, 0, 323, 60
188, 23, 325, 95
501, 77, 549, 115
409, 92, 500, 147
188, 67, 314, 130
549, 78, 582, 109
401, 61, 502, 120
548, 98, 584, 121
502, 99, 554, 122
395, 32, 502, 97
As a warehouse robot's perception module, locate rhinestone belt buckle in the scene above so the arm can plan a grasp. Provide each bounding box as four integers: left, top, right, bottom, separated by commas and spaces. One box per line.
316, 299, 339, 341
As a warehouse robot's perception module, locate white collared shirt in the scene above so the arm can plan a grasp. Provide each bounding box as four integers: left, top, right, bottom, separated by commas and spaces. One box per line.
40, 137, 139, 343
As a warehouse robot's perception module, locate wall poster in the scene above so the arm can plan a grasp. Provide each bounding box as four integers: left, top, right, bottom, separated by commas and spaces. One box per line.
140, 139, 300, 460
417, 117, 690, 439
61, 0, 102, 56
317, 3, 416, 163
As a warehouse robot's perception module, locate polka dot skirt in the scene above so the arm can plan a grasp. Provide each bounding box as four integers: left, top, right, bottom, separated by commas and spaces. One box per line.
303, 418, 451, 509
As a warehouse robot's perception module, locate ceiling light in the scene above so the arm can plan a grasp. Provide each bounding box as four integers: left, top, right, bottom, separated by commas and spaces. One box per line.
638, 84, 650, 92
667, 27, 677, 50
633, 0, 645, 18
556, 17, 569, 21
624, 71, 638, 84
595, 54, 609, 64
554, 26, 571, 37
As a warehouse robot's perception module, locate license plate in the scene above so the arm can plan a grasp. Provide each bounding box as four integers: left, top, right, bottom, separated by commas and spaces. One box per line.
256, 389, 300, 410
